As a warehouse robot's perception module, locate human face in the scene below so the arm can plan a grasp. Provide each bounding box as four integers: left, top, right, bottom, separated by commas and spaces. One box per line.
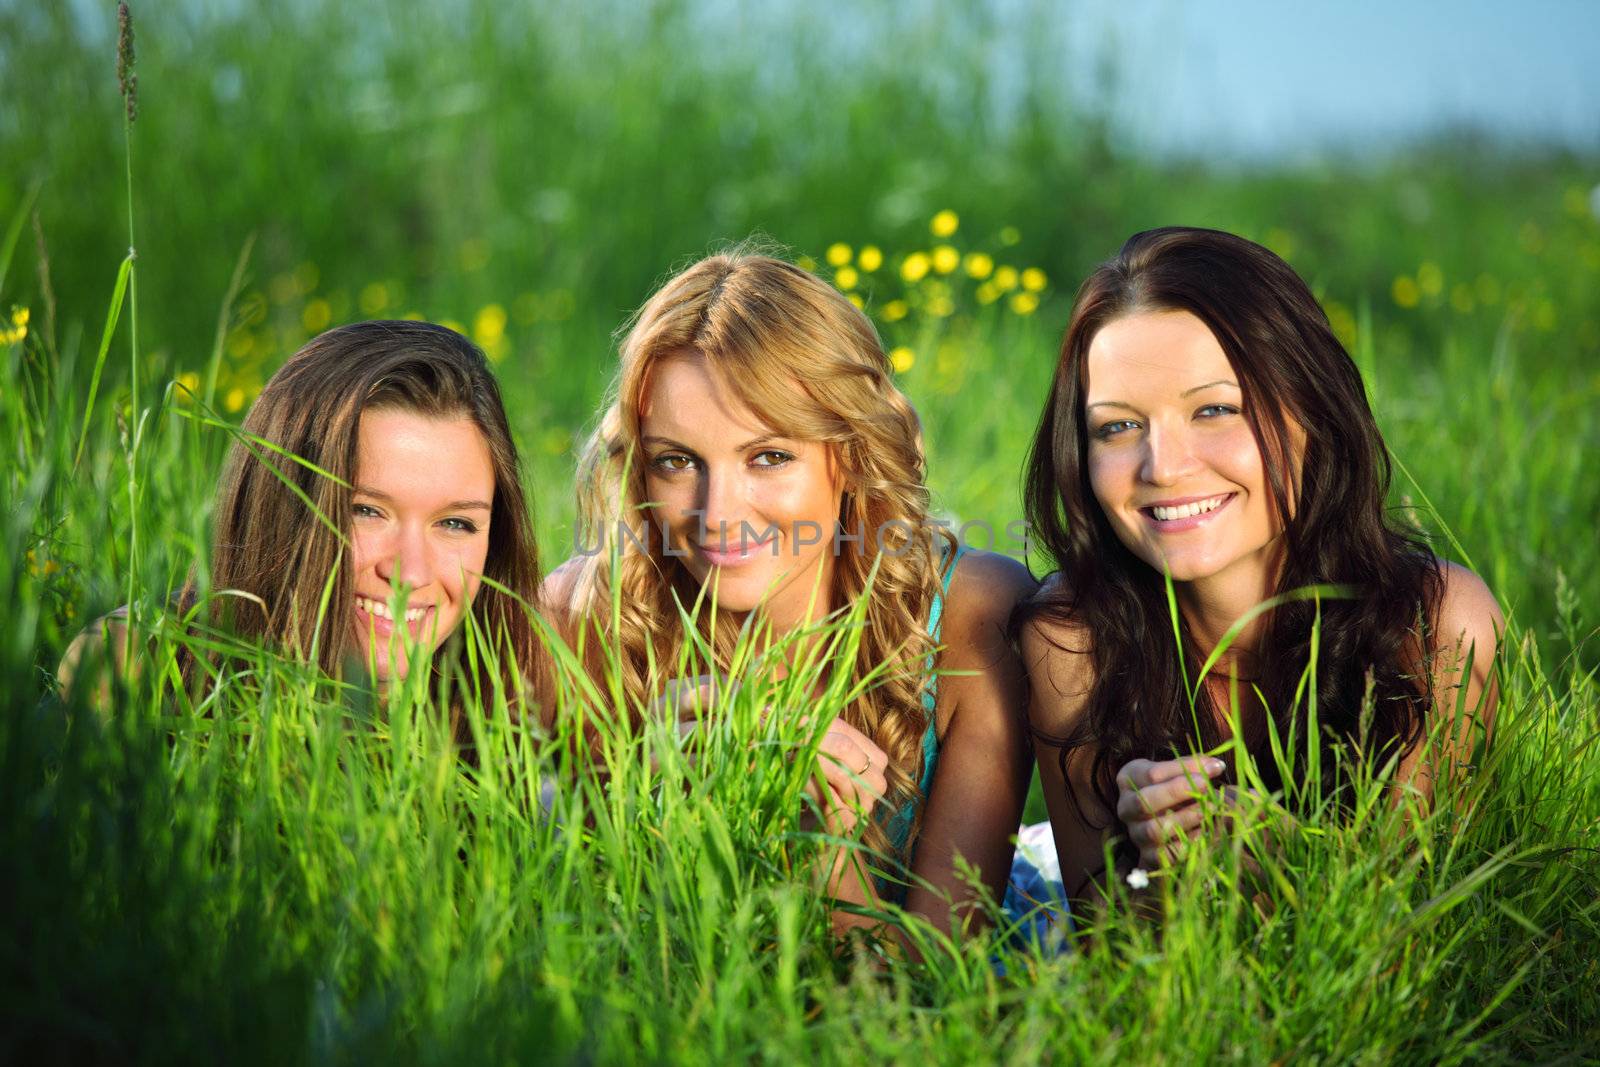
1083, 309, 1291, 588
348, 408, 495, 683
639, 353, 846, 622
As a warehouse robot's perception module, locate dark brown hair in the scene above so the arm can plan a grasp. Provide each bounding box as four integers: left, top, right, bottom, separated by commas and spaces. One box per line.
1017, 227, 1441, 824
201, 320, 550, 719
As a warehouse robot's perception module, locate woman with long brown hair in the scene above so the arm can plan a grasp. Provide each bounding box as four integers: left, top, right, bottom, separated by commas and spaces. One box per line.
61, 320, 551, 719
544, 247, 1035, 938
1016, 227, 1501, 907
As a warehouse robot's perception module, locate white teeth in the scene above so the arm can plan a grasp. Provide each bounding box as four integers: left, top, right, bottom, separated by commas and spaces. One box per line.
356, 596, 431, 623
1152, 495, 1228, 522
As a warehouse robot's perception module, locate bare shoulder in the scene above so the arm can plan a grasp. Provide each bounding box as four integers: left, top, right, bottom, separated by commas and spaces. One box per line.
938, 548, 1037, 642
1015, 573, 1095, 730
539, 556, 585, 616
56, 608, 133, 702
1432, 559, 1504, 665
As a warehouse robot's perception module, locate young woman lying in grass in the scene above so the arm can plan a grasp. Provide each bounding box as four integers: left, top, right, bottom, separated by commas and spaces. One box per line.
59, 320, 552, 722
543, 247, 1035, 940
1015, 227, 1502, 911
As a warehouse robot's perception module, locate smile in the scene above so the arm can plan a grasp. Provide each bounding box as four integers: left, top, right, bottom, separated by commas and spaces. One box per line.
1140, 492, 1236, 529
355, 595, 436, 627
695, 536, 778, 567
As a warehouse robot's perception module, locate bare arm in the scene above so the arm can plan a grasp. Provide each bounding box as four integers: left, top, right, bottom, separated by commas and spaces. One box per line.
902, 550, 1036, 937
56, 608, 134, 709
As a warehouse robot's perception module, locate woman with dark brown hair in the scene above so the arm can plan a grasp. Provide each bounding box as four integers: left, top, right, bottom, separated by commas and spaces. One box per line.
1016, 227, 1501, 909
60, 320, 551, 719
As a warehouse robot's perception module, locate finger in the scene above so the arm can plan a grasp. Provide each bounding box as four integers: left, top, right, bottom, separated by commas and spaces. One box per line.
1115, 758, 1157, 791
1124, 805, 1206, 847
1143, 755, 1227, 787
1117, 774, 1213, 821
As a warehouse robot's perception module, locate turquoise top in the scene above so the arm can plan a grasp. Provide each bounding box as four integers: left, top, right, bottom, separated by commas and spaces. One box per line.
880, 542, 967, 869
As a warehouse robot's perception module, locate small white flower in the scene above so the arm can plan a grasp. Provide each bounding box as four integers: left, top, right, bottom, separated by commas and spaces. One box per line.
1126, 868, 1150, 890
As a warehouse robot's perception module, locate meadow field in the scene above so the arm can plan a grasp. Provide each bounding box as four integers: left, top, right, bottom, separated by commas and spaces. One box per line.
2, 2, 1598, 1062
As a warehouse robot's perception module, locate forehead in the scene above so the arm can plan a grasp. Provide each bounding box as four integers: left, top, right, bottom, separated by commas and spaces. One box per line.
355, 408, 495, 494
1084, 309, 1233, 399
640, 352, 780, 444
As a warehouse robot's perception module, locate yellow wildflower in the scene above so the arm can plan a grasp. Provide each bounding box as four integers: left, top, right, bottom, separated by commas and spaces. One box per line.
889, 346, 916, 373
835, 266, 859, 290
976, 281, 999, 305
175, 371, 201, 404
797, 255, 818, 273
963, 252, 994, 279
826, 242, 852, 267
901, 252, 931, 283
931, 245, 959, 274
927, 296, 954, 317
1417, 262, 1444, 297
440, 318, 467, 337
882, 300, 909, 322
930, 210, 959, 237
302, 298, 332, 333
402, 310, 426, 321
1391, 276, 1420, 309
13, 306, 29, 327
1010, 292, 1039, 316
994, 266, 1018, 291
999, 226, 1020, 246
846, 293, 865, 310
474, 304, 508, 348
359, 282, 390, 316
1021, 267, 1048, 292
858, 245, 883, 272
225, 387, 246, 413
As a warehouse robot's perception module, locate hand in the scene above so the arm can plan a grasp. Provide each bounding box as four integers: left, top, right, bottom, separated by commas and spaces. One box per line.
807, 717, 889, 836
1115, 755, 1227, 870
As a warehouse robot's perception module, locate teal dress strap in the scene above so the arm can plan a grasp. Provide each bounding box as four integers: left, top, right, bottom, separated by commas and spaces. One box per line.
882, 542, 968, 868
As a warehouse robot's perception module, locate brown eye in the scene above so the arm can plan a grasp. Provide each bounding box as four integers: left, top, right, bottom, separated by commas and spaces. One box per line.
652, 453, 696, 473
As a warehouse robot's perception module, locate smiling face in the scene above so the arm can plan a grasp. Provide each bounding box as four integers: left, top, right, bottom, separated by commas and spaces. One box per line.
639, 352, 846, 624
348, 407, 495, 683
1083, 309, 1296, 589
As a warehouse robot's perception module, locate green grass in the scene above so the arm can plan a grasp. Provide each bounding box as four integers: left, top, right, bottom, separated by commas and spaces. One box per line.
3, 2, 1599, 1062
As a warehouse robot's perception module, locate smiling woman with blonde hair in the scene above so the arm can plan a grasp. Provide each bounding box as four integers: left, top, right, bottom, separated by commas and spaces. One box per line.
545, 245, 1035, 937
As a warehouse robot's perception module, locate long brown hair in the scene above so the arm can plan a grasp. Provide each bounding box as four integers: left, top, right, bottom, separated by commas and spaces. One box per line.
1018, 227, 1441, 823
568, 246, 955, 860
201, 320, 550, 718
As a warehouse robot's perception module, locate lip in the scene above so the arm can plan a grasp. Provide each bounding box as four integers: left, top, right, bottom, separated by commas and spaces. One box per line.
694, 535, 779, 568
354, 594, 439, 639
1138, 491, 1237, 533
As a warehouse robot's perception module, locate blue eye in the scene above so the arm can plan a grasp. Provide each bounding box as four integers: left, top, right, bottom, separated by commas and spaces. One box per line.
353, 503, 382, 518
651, 453, 696, 473
1092, 420, 1139, 440
1197, 404, 1241, 419
441, 516, 480, 534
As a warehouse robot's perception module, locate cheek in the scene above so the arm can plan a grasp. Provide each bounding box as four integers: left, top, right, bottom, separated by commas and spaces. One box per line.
1086, 449, 1134, 518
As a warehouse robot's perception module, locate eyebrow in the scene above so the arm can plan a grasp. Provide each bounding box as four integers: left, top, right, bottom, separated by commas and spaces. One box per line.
641, 434, 785, 452
354, 485, 492, 511
1086, 379, 1241, 412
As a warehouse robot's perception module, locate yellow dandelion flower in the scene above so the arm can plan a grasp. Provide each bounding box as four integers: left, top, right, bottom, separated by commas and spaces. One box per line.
964, 252, 994, 279
302, 298, 333, 333
846, 292, 865, 310
999, 226, 1021, 246
931, 245, 959, 274
12, 306, 29, 327
225, 387, 246, 413
882, 300, 909, 322
994, 266, 1018, 291
226, 330, 254, 358
238, 292, 269, 327
901, 252, 931, 283
1010, 292, 1039, 316
858, 245, 883, 272
976, 281, 999, 305
1322, 301, 1357, 348
835, 266, 859, 290
402, 310, 425, 321
826, 242, 852, 267
175, 371, 201, 404
1021, 267, 1048, 292
1417, 262, 1444, 297
440, 318, 467, 337
459, 238, 490, 272
1474, 274, 1501, 305
1450, 284, 1475, 314
1391, 276, 1420, 309
292, 261, 319, 295
474, 303, 508, 348
927, 296, 954, 317
359, 282, 390, 316
483, 337, 510, 364
797, 255, 818, 273
930, 210, 959, 237
889, 346, 916, 373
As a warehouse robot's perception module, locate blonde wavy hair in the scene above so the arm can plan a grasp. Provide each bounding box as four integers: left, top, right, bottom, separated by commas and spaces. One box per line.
568, 246, 956, 861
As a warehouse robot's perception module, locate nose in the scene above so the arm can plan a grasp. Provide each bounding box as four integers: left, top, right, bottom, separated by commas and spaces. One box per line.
373, 521, 434, 591
697, 465, 746, 546
1139, 420, 1203, 487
